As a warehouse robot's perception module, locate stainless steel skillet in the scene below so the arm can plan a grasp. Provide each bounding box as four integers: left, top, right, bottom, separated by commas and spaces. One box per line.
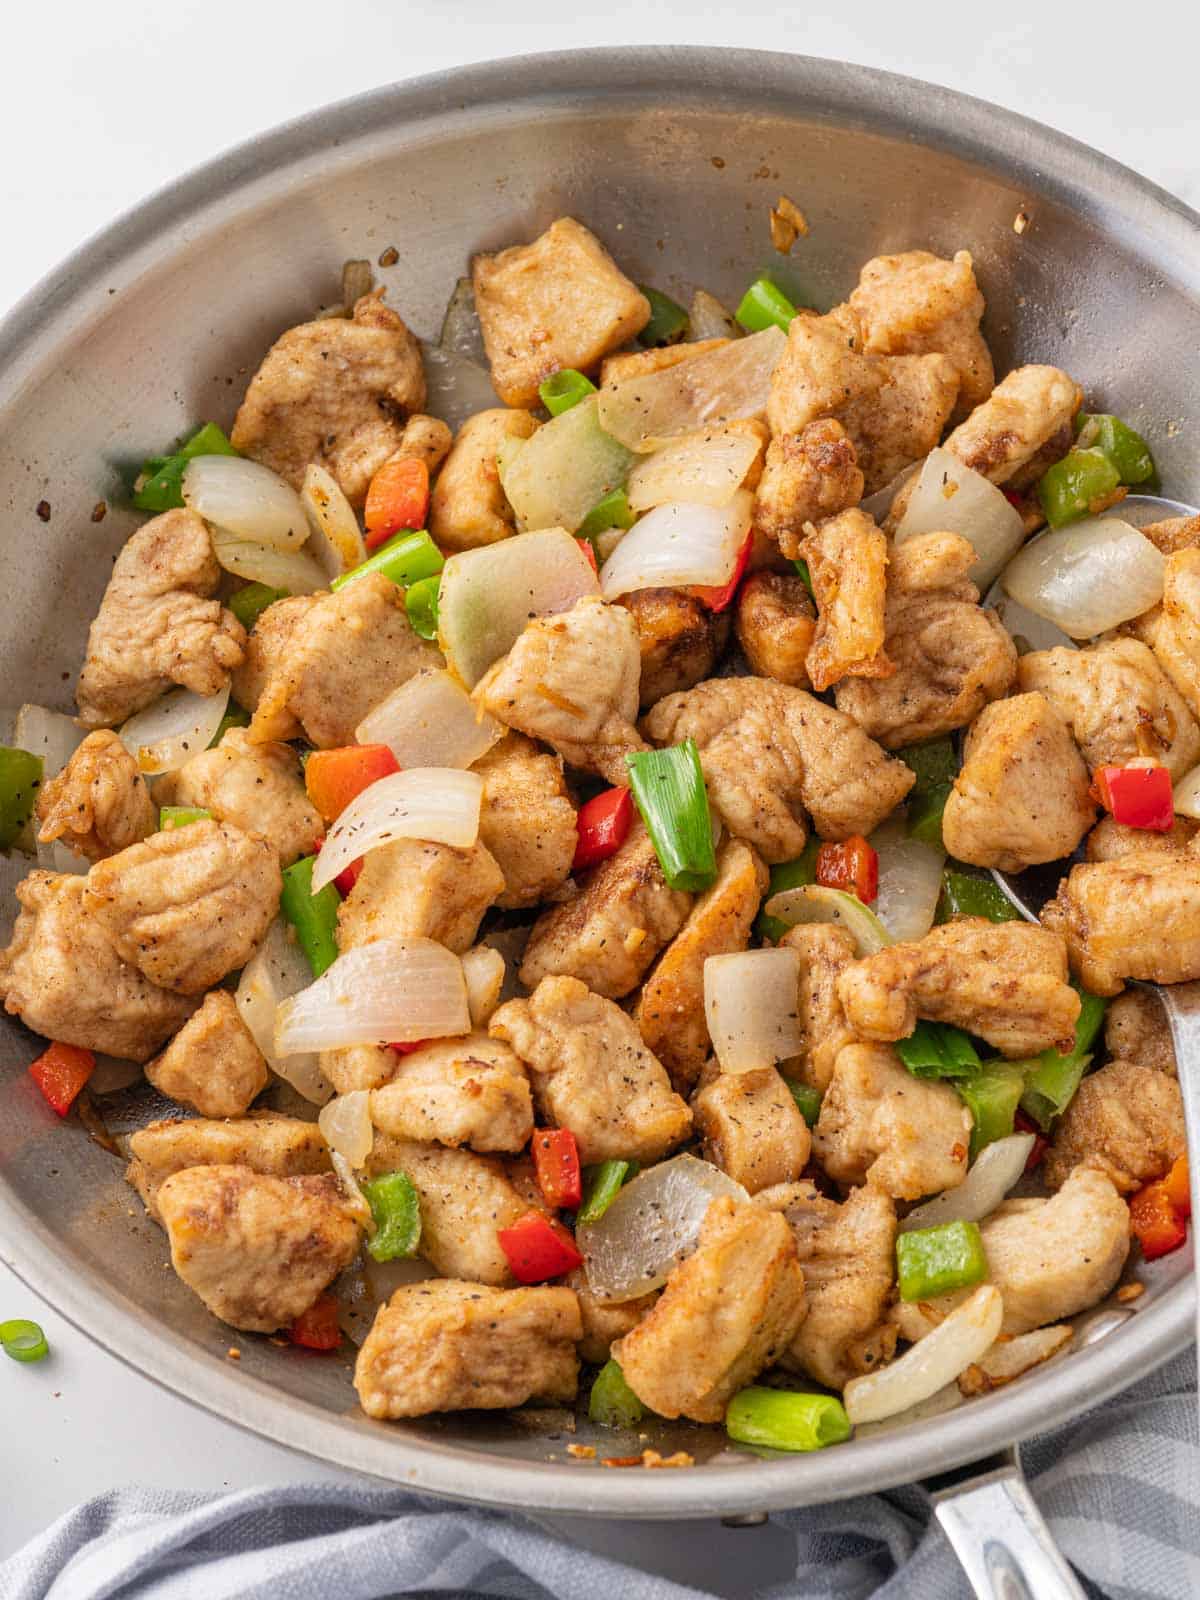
0, 48, 1194, 1568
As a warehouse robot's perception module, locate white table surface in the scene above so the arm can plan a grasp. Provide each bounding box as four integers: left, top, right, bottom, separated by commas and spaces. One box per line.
2, 0, 1197, 1578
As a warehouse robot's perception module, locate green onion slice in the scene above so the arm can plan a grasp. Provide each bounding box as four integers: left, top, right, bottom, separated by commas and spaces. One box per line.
331, 530, 443, 593
404, 574, 441, 640
725, 1386, 851, 1452
1, 1318, 49, 1363
735, 278, 797, 334
638, 286, 689, 347
159, 806, 211, 831
626, 740, 717, 893
539, 369, 598, 418
588, 1359, 645, 1428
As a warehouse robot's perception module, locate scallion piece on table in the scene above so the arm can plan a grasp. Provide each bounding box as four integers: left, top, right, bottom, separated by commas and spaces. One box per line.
895, 1021, 981, 1080
735, 277, 797, 334
361, 1170, 422, 1262
1, 1318, 49, 1363
935, 868, 1022, 925
957, 1063, 1026, 1158
638, 286, 689, 347
896, 1220, 988, 1302
725, 1386, 851, 1452
755, 837, 821, 943
1036, 447, 1121, 528
229, 581, 288, 631
538, 369, 597, 418
404, 574, 441, 640
279, 854, 340, 978
577, 487, 635, 543
588, 1359, 644, 1429
0, 746, 43, 852
577, 1158, 637, 1225
792, 559, 814, 595
159, 806, 211, 831
1075, 413, 1156, 486
626, 740, 717, 893
132, 422, 238, 512
209, 703, 251, 747
1017, 988, 1107, 1132
787, 1082, 822, 1126
330, 530, 443, 593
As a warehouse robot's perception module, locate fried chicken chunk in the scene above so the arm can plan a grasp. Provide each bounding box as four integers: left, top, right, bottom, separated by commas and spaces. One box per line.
621, 588, 729, 709
778, 923, 859, 1093
35, 730, 156, 862
939, 364, 1082, 485
145, 989, 268, 1118
428, 407, 539, 551
474, 733, 577, 910
230, 292, 425, 503
753, 418, 865, 560
127, 1112, 330, 1218
567, 1269, 658, 1365
1043, 1059, 1186, 1194
797, 508, 891, 691
1042, 849, 1200, 995
369, 1033, 533, 1154
155, 727, 322, 866
734, 571, 817, 687
1143, 548, 1200, 722
76, 509, 245, 728
1086, 816, 1198, 862
1105, 989, 1176, 1076
336, 839, 503, 956
692, 1066, 811, 1193
229, 595, 319, 738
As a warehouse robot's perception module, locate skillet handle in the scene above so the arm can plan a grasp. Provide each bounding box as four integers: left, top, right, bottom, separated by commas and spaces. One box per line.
931, 1451, 1085, 1600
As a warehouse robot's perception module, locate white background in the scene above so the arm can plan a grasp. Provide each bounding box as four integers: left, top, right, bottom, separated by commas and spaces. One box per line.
1, 0, 1197, 1579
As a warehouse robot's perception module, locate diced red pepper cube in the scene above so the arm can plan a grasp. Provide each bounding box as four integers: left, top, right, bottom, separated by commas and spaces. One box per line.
497, 1211, 583, 1283
28, 1041, 95, 1116
334, 857, 364, 896
1129, 1180, 1188, 1261
531, 1128, 583, 1209
1161, 1154, 1191, 1221
364, 457, 429, 549
815, 835, 879, 904
576, 538, 599, 574
1091, 764, 1174, 832
690, 531, 753, 613
572, 786, 634, 872
388, 1039, 428, 1056
1014, 1109, 1048, 1170
305, 744, 400, 823
288, 1293, 342, 1350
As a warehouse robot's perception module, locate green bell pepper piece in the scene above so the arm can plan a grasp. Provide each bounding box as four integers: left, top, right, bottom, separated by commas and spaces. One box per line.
0, 747, 43, 852
588, 1359, 644, 1428
936, 869, 1022, 925
279, 855, 340, 978
405, 574, 440, 640
755, 837, 821, 943
735, 277, 797, 334
895, 1021, 981, 1080
958, 1063, 1026, 1158
787, 1082, 822, 1126
896, 1220, 988, 1301
132, 422, 238, 512
228, 582, 288, 631
1076, 413, 1156, 486
362, 1170, 422, 1262
1036, 447, 1121, 528
638, 286, 689, 347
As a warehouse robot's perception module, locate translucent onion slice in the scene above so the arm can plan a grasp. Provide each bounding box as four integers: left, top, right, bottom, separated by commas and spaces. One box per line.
210, 527, 327, 594
14, 703, 87, 873
578, 1153, 749, 1302
438, 279, 487, 364
183, 456, 308, 550
438, 528, 599, 689
688, 289, 738, 341
330, 1150, 373, 1230
871, 815, 946, 944
311, 768, 483, 892
274, 937, 469, 1054
899, 1135, 1036, 1232
626, 428, 762, 512
319, 1089, 374, 1170
703, 949, 804, 1073
961, 1325, 1072, 1391
301, 463, 366, 580
1001, 518, 1165, 640
356, 669, 500, 770
597, 326, 787, 452
895, 448, 1027, 589
421, 344, 499, 434
599, 492, 753, 600
843, 1285, 1004, 1424
235, 918, 332, 1104
1173, 763, 1200, 821
763, 884, 893, 955
462, 945, 506, 1028
119, 684, 230, 776
498, 395, 633, 535
861, 462, 918, 524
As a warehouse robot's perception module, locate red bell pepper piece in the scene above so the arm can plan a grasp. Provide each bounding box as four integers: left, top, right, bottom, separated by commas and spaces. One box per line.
1014, 1109, 1048, 1170
1161, 1154, 1191, 1220
363, 457, 429, 550
28, 1041, 95, 1116
572, 786, 633, 872
1091, 764, 1174, 832
287, 1294, 342, 1350
690, 531, 753, 613
388, 1039, 428, 1056
305, 744, 400, 823
531, 1128, 583, 1209
314, 834, 363, 896
576, 538, 599, 575
1129, 1177, 1189, 1261
497, 1211, 583, 1283
815, 835, 879, 904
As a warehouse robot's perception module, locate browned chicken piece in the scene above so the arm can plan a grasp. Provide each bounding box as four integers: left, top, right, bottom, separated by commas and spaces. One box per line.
599, 339, 727, 387
491, 975, 691, 1164
1105, 989, 1176, 1076
860, 353, 960, 491
1043, 1059, 1186, 1194
229, 595, 320, 739
939, 364, 1083, 485
753, 418, 864, 560
519, 821, 691, 998
1018, 638, 1200, 780
0, 871, 194, 1061
835, 531, 1018, 748
369, 1033, 533, 1153
839, 918, 1079, 1058
394, 413, 453, 474
474, 733, 577, 910
126, 1112, 330, 1218
158, 1165, 359, 1333
354, 1279, 581, 1418
76, 509, 245, 728
778, 923, 859, 1093
757, 1180, 898, 1389
473, 596, 647, 785
1042, 849, 1200, 995
83, 820, 280, 996
942, 692, 1096, 872
1141, 513, 1200, 556
566, 1269, 658, 1365
797, 508, 892, 691
427, 408, 539, 551
319, 1042, 398, 1094
155, 727, 322, 866
337, 838, 503, 956
1086, 815, 1199, 862
813, 1042, 970, 1199
849, 249, 993, 417
635, 838, 767, 1092
1143, 549, 1200, 722
614, 1196, 806, 1423
691, 1066, 810, 1193
620, 588, 729, 710
230, 292, 425, 504
145, 990, 268, 1118
472, 218, 650, 407
35, 730, 156, 862
734, 571, 816, 686
245, 572, 440, 748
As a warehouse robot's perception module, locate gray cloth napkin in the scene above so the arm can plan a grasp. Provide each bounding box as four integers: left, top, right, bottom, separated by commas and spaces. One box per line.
3, 1350, 1196, 1600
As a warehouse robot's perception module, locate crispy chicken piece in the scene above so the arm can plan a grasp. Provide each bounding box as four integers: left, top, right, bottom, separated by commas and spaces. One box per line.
1144, 549, 1200, 722
244, 572, 440, 748
76, 509, 245, 728
229, 595, 319, 739
0, 870, 194, 1061
942, 692, 1096, 872
620, 588, 729, 709
158, 1165, 359, 1333
778, 923, 859, 1093
859, 353, 960, 491
155, 726, 322, 866
474, 733, 577, 910
230, 292, 425, 503
427, 408, 539, 551
757, 1180, 898, 1388
336, 838, 503, 956
797, 508, 892, 691
145, 989, 268, 1118
753, 418, 865, 560
938, 364, 1082, 485
394, 413, 452, 475
1086, 815, 1198, 862
691, 1066, 810, 1193
126, 1112, 330, 1219
519, 821, 690, 998
491, 975, 691, 1164
614, 1196, 806, 1423
1042, 849, 1200, 994
35, 730, 156, 862
369, 1033, 533, 1153
734, 571, 816, 687
472, 218, 650, 407
473, 596, 647, 785
635, 838, 767, 1092
813, 1042, 970, 1199
1018, 638, 1200, 779
839, 918, 1079, 1058
599, 339, 726, 387
566, 1269, 657, 1365
1141, 513, 1200, 556
1105, 989, 1175, 1076
835, 531, 1017, 748
319, 1042, 399, 1094
354, 1279, 581, 1418
83, 819, 281, 995
1043, 1059, 1186, 1194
